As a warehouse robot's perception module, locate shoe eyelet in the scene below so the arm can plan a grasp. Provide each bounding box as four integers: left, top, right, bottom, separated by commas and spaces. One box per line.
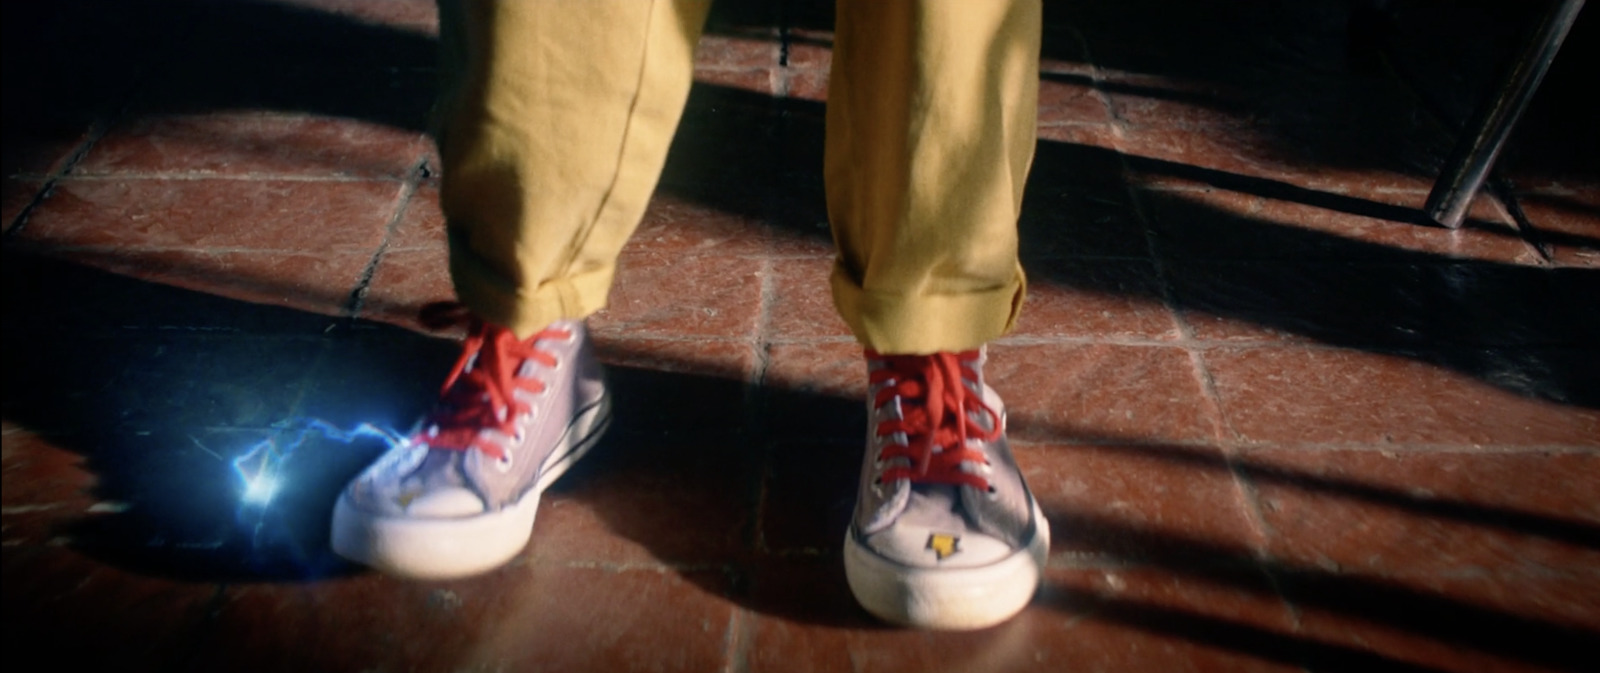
495, 450, 515, 473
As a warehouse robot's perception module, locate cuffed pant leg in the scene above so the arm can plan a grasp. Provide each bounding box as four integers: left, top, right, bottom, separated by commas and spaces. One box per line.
435, 0, 712, 338
825, 0, 1041, 354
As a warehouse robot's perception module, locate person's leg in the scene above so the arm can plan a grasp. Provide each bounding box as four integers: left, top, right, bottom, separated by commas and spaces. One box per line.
332, 0, 711, 579
826, 0, 1039, 355
438, 0, 712, 338
826, 0, 1048, 630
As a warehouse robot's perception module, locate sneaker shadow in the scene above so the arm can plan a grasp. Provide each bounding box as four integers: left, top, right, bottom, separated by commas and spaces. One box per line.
2, 249, 881, 629
8, 250, 1599, 666
2, 250, 454, 581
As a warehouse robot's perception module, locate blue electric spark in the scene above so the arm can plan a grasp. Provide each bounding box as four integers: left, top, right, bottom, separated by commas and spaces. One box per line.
231, 419, 405, 549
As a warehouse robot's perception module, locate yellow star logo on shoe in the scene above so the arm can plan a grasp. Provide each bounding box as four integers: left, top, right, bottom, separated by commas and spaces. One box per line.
926, 533, 960, 561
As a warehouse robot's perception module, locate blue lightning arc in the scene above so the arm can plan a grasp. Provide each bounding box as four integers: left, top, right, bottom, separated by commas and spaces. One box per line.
232, 420, 405, 507
231, 420, 405, 549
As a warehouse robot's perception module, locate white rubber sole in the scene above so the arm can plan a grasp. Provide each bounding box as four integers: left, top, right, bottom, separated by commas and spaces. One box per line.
330, 393, 611, 580
844, 500, 1050, 630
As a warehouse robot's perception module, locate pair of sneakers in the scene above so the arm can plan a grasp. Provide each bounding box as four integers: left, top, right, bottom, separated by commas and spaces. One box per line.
331, 319, 1049, 630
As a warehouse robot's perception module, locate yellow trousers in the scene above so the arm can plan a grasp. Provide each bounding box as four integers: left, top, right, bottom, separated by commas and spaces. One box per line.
436, 0, 1041, 354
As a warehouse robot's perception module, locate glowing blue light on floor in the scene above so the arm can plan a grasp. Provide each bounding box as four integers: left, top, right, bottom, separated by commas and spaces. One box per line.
231, 420, 405, 549
233, 439, 283, 506
242, 474, 280, 505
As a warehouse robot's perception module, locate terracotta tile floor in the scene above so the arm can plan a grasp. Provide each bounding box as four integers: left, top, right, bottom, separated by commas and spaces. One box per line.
4, 1, 1598, 671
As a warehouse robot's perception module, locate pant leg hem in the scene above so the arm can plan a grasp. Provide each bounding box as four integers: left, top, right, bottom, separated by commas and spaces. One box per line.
450, 244, 614, 338
830, 261, 1026, 354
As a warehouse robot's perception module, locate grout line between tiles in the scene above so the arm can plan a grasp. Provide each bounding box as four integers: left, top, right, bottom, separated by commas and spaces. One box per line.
1102, 120, 1250, 449
749, 260, 777, 557
170, 582, 233, 673
721, 603, 754, 673
4, 121, 114, 240
344, 158, 427, 319
1221, 450, 1304, 630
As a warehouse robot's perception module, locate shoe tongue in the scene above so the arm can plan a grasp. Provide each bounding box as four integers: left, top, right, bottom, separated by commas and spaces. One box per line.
402, 448, 470, 491
900, 483, 973, 531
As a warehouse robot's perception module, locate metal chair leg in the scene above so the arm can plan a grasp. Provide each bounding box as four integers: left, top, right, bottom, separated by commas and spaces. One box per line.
1424, 0, 1586, 229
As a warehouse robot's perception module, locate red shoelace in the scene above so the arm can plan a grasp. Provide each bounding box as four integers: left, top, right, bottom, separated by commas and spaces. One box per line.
867, 350, 1000, 491
414, 303, 569, 459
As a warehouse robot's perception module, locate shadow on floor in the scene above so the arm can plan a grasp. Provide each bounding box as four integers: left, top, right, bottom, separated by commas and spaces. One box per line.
5, 251, 1595, 671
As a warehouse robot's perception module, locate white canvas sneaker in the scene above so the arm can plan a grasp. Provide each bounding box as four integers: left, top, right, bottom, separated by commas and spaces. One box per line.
331, 318, 610, 579
844, 348, 1049, 630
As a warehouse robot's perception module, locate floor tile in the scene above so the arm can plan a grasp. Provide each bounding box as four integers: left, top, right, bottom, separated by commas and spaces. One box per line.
1012, 259, 1180, 340
1038, 71, 1114, 126
530, 430, 762, 565
1167, 261, 1600, 347
76, 113, 428, 179
170, 2, 437, 71
386, 179, 444, 251
188, 565, 734, 673
1241, 448, 1600, 576
767, 256, 853, 341
1517, 192, 1600, 268
358, 248, 454, 333
1019, 443, 1264, 566
762, 341, 870, 442
267, 0, 441, 34
1, 1, 156, 177
3, 326, 323, 439
782, 67, 831, 102
3, 1, 1597, 670
3, 127, 92, 178
660, 86, 795, 215
18, 178, 403, 254
756, 437, 859, 555
2, 545, 218, 673
986, 343, 1224, 444
139, 60, 436, 135
589, 250, 765, 340
783, 27, 835, 71
1, 248, 342, 336
696, 33, 781, 70
1114, 126, 1312, 191
1100, 74, 1264, 131
1280, 572, 1598, 673
1034, 566, 1307, 673
1024, 132, 1149, 259
625, 191, 775, 258
521, 338, 762, 565
1, 431, 99, 545
295, 325, 457, 425
40, 247, 373, 319
1138, 186, 1541, 265
1203, 346, 1600, 447
692, 67, 780, 97
2, 179, 42, 230
743, 561, 1302, 673
594, 335, 760, 436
